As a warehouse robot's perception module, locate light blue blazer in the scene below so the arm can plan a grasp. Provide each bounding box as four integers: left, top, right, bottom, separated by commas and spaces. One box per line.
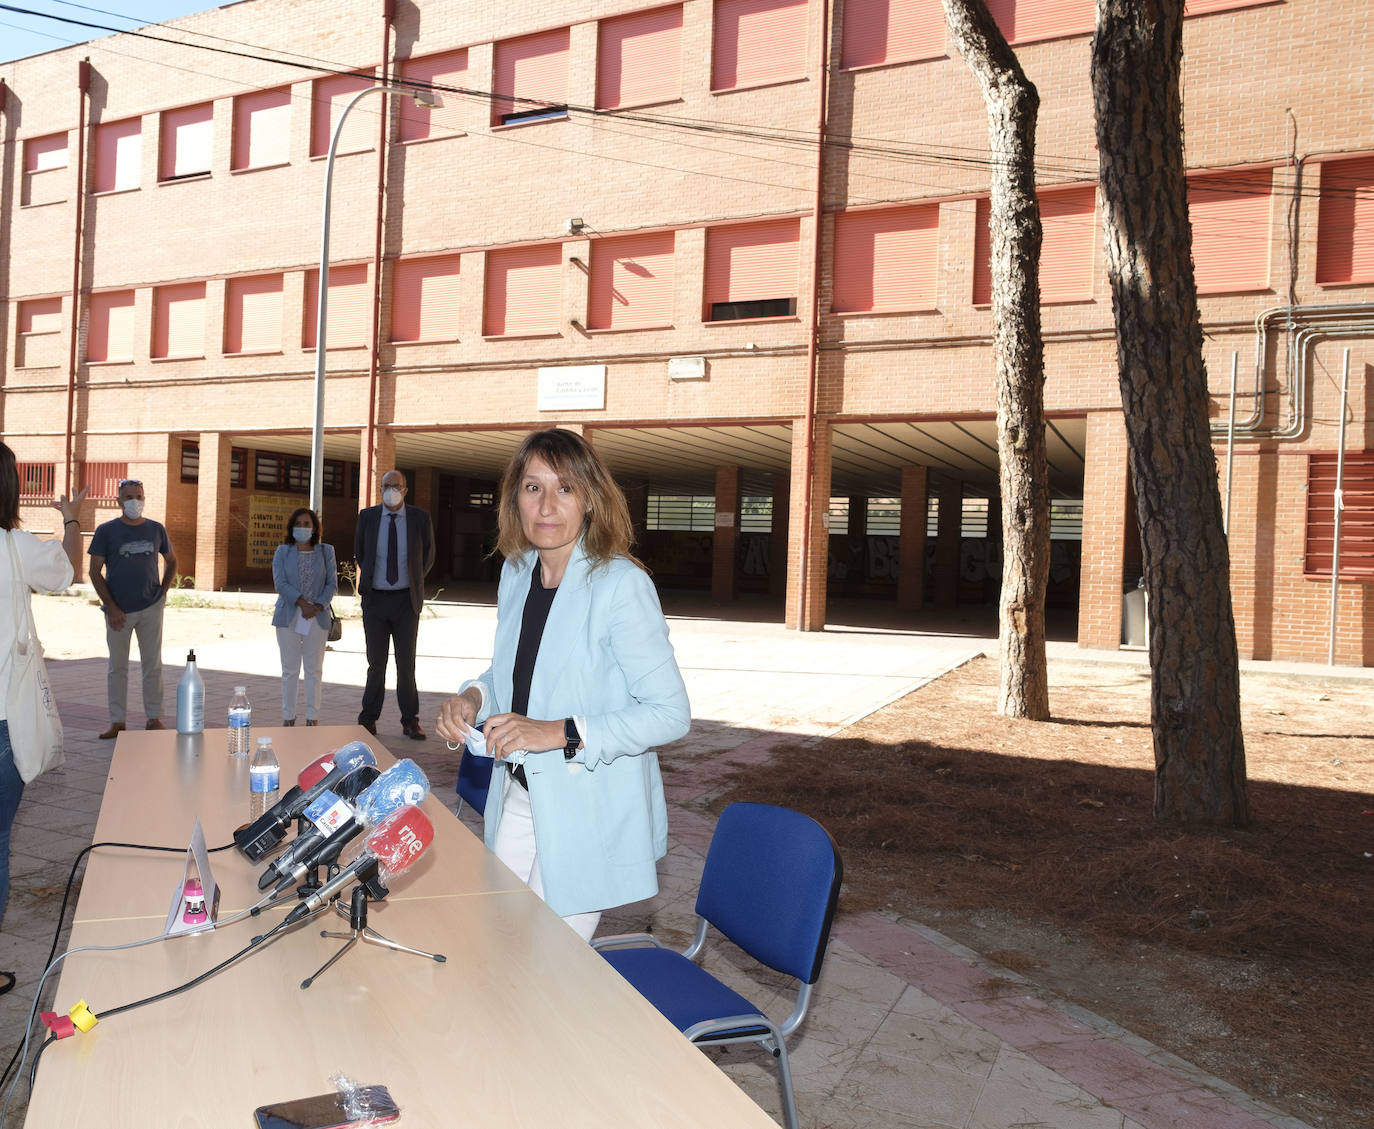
466, 542, 690, 917
271, 542, 339, 630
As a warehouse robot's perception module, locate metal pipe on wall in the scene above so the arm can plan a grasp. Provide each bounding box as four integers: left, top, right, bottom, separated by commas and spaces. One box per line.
65, 59, 91, 499
363, 0, 396, 508
1327, 347, 1350, 666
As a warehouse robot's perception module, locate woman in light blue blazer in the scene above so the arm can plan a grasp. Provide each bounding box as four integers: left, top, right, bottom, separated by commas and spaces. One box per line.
436, 429, 689, 940
271, 507, 338, 726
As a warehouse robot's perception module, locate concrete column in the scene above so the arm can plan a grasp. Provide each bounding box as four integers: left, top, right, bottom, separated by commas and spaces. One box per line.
785, 419, 831, 631
194, 432, 232, 591
897, 464, 928, 612
1077, 411, 1130, 649
711, 464, 742, 602
934, 475, 962, 607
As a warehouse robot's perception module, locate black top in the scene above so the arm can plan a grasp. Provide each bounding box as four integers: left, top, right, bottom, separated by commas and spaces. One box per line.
511, 564, 557, 717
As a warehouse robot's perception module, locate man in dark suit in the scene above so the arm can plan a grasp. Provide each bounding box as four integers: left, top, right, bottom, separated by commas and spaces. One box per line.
354, 469, 435, 739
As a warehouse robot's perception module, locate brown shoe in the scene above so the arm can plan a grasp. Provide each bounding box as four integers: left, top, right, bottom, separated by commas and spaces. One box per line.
283, 719, 296, 727
99, 722, 126, 739
305, 719, 318, 727
145, 719, 166, 731
360, 721, 377, 736
402, 722, 427, 741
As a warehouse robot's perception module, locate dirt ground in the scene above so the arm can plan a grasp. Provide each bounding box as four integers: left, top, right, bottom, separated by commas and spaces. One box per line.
715, 655, 1373, 1129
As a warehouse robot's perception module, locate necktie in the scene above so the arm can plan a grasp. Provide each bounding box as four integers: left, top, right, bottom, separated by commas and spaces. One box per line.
386, 512, 399, 586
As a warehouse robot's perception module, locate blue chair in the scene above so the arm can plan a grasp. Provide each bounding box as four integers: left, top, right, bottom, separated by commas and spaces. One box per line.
454, 746, 494, 818
593, 802, 843, 1129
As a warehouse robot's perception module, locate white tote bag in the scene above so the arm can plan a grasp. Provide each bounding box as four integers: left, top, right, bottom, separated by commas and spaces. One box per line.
5, 531, 64, 783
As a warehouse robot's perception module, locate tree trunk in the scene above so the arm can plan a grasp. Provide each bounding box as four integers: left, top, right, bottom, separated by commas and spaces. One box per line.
943, 0, 1050, 720
1091, 0, 1248, 825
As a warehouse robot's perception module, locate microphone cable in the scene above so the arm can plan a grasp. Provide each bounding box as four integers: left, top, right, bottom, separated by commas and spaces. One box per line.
20, 916, 297, 1102
0, 838, 236, 1101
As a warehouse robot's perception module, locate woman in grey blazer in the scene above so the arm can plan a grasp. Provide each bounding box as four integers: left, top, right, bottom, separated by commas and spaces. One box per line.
436, 429, 690, 941
271, 507, 338, 726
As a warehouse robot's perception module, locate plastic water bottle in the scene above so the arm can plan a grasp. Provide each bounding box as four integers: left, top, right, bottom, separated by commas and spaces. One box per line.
176, 650, 204, 734
227, 686, 252, 757
249, 737, 280, 821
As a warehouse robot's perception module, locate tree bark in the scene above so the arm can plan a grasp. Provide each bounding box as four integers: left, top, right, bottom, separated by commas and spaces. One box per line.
943, 0, 1050, 720
1091, 0, 1248, 825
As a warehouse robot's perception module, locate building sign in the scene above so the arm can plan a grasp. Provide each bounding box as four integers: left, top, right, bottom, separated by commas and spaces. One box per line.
537, 365, 606, 411
247, 494, 299, 567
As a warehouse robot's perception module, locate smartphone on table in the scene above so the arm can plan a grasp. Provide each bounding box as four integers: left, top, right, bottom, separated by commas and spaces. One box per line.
253, 1085, 400, 1129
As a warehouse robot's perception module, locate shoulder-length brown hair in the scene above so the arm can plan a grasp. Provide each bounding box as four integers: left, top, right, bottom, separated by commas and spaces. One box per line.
0, 442, 22, 532
495, 428, 642, 571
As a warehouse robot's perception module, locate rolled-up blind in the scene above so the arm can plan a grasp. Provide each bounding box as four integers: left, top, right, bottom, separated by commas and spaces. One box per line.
1188, 169, 1272, 294
154, 283, 206, 358
704, 217, 801, 312
841, 0, 945, 69
88, 291, 137, 362
94, 119, 141, 193
304, 264, 370, 348
484, 244, 562, 336
1316, 155, 1374, 286
588, 231, 675, 330
711, 0, 808, 91
225, 274, 284, 353
832, 204, 938, 313
391, 254, 462, 341
232, 87, 292, 170
160, 104, 213, 180
597, 6, 683, 110
492, 29, 570, 125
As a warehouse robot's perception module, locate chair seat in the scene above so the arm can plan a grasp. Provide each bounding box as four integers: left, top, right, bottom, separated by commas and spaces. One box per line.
601, 947, 770, 1041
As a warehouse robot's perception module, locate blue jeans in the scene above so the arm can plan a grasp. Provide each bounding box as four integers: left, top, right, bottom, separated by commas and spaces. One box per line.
0, 721, 23, 927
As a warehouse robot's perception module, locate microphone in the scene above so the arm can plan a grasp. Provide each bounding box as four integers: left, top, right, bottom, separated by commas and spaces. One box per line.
284, 805, 434, 925
234, 742, 377, 861
262, 760, 431, 891
256, 763, 383, 889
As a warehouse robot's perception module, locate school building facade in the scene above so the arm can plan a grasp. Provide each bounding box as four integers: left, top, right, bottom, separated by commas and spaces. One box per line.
2, 0, 1371, 663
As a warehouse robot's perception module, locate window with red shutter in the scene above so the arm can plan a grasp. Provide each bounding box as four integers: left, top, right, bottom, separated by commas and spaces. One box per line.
304, 265, 370, 349
832, 204, 939, 314
588, 231, 676, 330
391, 254, 462, 342
398, 50, 468, 142
492, 29, 570, 126
93, 119, 141, 194
704, 217, 801, 320
597, 6, 684, 110
1187, 168, 1272, 294
484, 245, 563, 336
159, 104, 213, 181
232, 87, 292, 171
225, 274, 285, 354
1305, 452, 1374, 580
1315, 155, 1374, 287
87, 291, 137, 362
153, 283, 207, 359
841, 0, 945, 69
712, 0, 809, 92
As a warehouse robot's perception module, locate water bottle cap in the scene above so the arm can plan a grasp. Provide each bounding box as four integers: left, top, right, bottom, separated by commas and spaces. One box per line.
257, 736, 271, 746
234, 685, 246, 693
187, 650, 196, 661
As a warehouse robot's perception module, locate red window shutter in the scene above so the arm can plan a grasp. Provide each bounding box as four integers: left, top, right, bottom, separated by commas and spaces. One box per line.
94, 118, 141, 193
87, 291, 137, 362
712, 0, 809, 91
24, 133, 67, 173
153, 283, 206, 358
1316, 156, 1374, 286
398, 50, 468, 142
704, 217, 801, 312
1038, 185, 1096, 304
1305, 453, 1374, 580
986, 0, 1094, 44
311, 73, 375, 158
1185, 0, 1273, 13
588, 231, 676, 330
597, 6, 684, 110
484, 244, 562, 336
16, 298, 63, 368
304, 264, 371, 349
841, 0, 946, 69
391, 253, 462, 341
225, 274, 284, 353
1188, 169, 1272, 294
492, 29, 570, 125
232, 87, 292, 170
972, 196, 992, 306
160, 103, 213, 180
832, 204, 939, 313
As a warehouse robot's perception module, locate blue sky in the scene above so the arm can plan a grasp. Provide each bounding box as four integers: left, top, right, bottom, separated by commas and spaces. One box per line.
1, 1, 217, 65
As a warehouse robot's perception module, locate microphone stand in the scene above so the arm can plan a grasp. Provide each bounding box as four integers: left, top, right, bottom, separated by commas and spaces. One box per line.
301, 885, 446, 989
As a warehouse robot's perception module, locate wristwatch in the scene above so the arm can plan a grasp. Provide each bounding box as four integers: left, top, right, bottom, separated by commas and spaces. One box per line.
563, 717, 580, 760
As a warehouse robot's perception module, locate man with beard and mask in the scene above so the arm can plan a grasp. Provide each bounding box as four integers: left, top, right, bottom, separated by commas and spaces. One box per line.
89, 478, 177, 738
353, 469, 434, 740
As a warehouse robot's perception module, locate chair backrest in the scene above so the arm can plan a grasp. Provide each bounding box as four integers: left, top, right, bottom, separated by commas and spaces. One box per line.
455, 747, 494, 814
695, 802, 843, 984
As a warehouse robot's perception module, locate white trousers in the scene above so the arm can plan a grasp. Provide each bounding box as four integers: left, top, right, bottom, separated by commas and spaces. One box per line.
492, 771, 601, 943
275, 622, 329, 722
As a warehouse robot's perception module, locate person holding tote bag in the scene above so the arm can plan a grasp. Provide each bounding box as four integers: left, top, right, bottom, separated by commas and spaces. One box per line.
0, 442, 85, 927
271, 507, 337, 726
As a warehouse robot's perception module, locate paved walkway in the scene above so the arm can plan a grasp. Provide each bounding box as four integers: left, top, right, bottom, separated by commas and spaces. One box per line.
4, 588, 1354, 1128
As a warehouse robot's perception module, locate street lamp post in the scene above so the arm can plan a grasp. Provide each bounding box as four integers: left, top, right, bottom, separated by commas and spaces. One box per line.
310, 83, 436, 513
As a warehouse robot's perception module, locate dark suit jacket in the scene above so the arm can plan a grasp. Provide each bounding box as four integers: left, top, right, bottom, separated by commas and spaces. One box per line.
354, 503, 436, 617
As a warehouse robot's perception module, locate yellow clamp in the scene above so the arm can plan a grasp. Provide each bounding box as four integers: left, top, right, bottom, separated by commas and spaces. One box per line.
68, 1000, 98, 1033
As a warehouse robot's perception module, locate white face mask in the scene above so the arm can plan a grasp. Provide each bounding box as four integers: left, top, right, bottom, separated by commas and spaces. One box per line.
122, 498, 144, 520
292, 526, 312, 543
382, 488, 403, 509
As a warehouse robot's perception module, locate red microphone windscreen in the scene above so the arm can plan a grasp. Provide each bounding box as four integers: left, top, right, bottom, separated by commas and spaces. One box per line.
297, 752, 337, 790
366, 805, 435, 879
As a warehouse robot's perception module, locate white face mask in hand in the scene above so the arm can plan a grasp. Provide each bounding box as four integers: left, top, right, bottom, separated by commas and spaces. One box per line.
122, 498, 144, 520
382, 488, 403, 509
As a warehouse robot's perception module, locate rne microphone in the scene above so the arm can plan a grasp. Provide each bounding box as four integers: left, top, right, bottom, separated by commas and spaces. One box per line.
234, 742, 377, 861
262, 759, 431, 891
284, 805, 434, 925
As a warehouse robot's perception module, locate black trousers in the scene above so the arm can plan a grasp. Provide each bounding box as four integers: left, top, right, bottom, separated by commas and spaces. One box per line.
358, 588, 421, 725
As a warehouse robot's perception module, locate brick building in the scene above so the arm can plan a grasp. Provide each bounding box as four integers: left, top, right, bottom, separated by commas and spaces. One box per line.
2, 0, 1371, 663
